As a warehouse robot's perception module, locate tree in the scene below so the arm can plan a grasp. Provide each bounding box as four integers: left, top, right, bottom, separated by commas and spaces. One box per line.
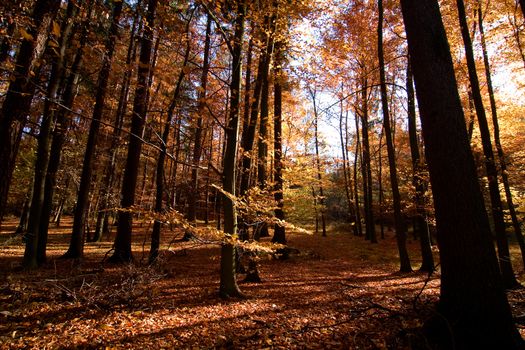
272, 38, 286, 244
0, 0, 61, 227
23, 0, 80, 267
219, 0, 246, 298
400, 0, 524, 347
477, 0, 525, 269
406, 59, 434, 272
456, 0, 518, 288
377, 0, 411, 272
64, 0, 124, 259
109, 0, 158, 263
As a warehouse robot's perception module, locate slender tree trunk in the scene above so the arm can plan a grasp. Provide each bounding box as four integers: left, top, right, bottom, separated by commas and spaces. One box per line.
339, 98, 357, 233
188, 14, 211, 223
0, 0, 61, 227
407, 58, 434, 272
272, 39, 285, 244
150, 13, 192, 263
478, 2, 525, 269
378, 0, 411, 272
24, 1, 79, 268
64, 0, 124, 259
377, 129, 385, 239
219, 0, 246, 298
94, 4, 140, 242
360, 80, 376, 242
310, 89, 327, 237
110, 0, 158, 263
353, 111, 363, 237
400, 1, 523, 347
456, 0, 518, 288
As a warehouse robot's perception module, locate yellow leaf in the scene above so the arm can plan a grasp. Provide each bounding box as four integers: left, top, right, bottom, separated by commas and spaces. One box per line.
19, 28, 33, 41
52, 21, 61, 37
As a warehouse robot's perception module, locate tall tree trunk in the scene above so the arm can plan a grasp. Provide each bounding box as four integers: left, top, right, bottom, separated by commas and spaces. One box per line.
64, 0, 124, 259
359, 79, 376, 242
150, 12, 192, 263
109, 0, 158, 263
0, 0, 61, 227
377, 129, 385, 240
309, 88, 327, 237
40, 0, 90, 250
93, 3, 141, 242
378, 0, 411, 272
339, 98, 357, 233
24, 1, 77, 268
478, 1, 525, 269
400, 1, 523, 347
353, 110, 363, 237
407, 58, 434, 272
272, 39, 285, 244
220, 0, 246, 298
239, 22, 272, 197
456, 0, 518, 288
188, 14, 211, 223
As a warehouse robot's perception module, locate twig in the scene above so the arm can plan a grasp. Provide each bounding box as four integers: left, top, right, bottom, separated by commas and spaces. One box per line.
413, 263, 440, 310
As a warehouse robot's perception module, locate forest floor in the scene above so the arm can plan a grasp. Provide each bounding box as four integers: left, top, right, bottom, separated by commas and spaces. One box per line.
1, 218, 525, 349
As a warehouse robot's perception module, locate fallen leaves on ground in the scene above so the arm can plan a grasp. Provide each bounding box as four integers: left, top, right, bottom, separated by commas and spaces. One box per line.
1, 219, 524, 349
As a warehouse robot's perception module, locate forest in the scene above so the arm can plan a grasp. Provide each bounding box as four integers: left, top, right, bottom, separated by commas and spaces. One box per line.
1, 0, 525, 348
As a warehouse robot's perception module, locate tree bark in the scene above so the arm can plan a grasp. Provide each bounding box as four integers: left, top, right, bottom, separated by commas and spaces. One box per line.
359, 79, 376, 242
378, 0, 411, 271
400, 0, 523, 347
272, 39, 285, 244
478, 1, 525, 269
0, 0, 61, 227
109, 0, 158, 263
150, 12, 192, 263
220, 0, 246, 298
93, 3, 141, 242
456, 0, 518, 288
188, 13, 212, 223
406, 59, 434, 273
64, 0, 124, 259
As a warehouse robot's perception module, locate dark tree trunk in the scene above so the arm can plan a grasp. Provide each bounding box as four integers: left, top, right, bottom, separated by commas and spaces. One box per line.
41, 2, 89, 250
378, 0, 411, 272
310, 89, 327, 237
353, 111, 363, 237
478, 3, 525, 269
65, 0, 124, 259
220, 0, 246, 298
400, 1, 524, 348
359, 80, 376, 242
188, 14, 211, 223
456, 0, 518, 288
110, 0, 158, 264
93, 3, 140, 243
406, 59, 434, 273
377, 129, 385, 240
272, 40, 285, 244
150, 13, 192, 263
339, 98, 357, 234
239, 23, 272, 197
24, 0, 77, 268
520, 0, 525, 20
0, 0, 61, 227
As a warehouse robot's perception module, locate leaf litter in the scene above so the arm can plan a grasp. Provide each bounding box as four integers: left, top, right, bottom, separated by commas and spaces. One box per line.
1, 218, 524, 349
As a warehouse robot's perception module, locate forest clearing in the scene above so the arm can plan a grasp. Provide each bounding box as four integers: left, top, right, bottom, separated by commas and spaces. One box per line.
2, 0, 525, 348
1, 217, 523, 349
